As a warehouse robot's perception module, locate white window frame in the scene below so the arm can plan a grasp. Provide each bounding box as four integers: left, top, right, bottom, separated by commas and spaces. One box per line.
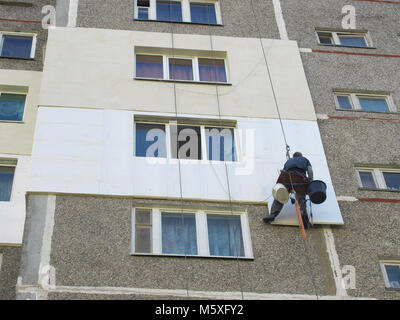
134, 0, 222, 24
134, 120, 239, 162
0, 162, 16, 202
131, 207, 253, 259
0, 32, 37, 59
316, 30, 372, 48
136, 53, 228, 83
379, 260, 400, 289
334, 92, 396, 113
0, 91, 27, 122
356, 168, 400, 191
0, 253, 3, 272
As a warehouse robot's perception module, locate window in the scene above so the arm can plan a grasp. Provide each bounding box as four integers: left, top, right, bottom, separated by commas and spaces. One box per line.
190, 2, 217, 24
132, 208, 252, 258
357, 168, 400, 191
135, 54, 164, 79
0, 93, 26, 121
0, 33, 36, 59
135, 53, 228, 84
0, 166, 15, 202
380, 261, 400, 289
316, 30, 371, 48
334, 92, 395, 113
135, 118, 237, 162
134, 0, 221, 25
156, 0, 182, 22
135, 123, 167, 158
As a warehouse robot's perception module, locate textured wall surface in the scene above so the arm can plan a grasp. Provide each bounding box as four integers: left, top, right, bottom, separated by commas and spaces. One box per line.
76, 0, 280, 39
0, 246, 21, 300
47, 195, 336, 297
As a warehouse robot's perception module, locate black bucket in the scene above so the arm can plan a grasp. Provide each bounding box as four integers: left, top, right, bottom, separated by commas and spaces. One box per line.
307, 180, 327, 204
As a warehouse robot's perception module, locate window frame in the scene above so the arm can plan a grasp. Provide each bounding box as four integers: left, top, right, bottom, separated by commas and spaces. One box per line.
0, 163, 16, 202
135, 53, 228, 84
134, 0, 222, 25
379, 260, 400, 289
0, 91, 27, 122
334, 92, 396, 113
316, 30, 372, 48
0, 32, 37, 59
356, 168, 400, 191
134, 119, 239, 163
131, 207, 253, 259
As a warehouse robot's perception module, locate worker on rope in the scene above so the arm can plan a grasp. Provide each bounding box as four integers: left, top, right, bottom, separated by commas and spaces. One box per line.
263, 152, 314, 229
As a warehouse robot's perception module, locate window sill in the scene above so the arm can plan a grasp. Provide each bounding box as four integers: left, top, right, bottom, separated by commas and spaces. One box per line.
134, 18, 223, 27
0, 56, 34, 61
134, 77, 232, 86
0, 120, 25, 124
318, 43, 376, 50
131, 252, 254, 261
335, 108, 399, 115
359, 188, 400, 193
385, 287, 400, 292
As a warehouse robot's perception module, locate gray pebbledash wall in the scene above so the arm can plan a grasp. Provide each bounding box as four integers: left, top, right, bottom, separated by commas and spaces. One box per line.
75, 0, 280, 39
0, 246, 21, 300
280, 0, 400, 299
18, 194, 338, 299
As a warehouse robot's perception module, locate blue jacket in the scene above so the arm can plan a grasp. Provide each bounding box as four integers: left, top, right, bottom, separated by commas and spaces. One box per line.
283, 156, 312, 175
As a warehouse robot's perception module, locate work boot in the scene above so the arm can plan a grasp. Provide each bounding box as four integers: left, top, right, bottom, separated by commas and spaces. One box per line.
263, 214, 278, 224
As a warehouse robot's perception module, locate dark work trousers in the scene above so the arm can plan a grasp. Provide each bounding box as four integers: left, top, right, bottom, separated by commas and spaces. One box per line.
270, 169, 308, 222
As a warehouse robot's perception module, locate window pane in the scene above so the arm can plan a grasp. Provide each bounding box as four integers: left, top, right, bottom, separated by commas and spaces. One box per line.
318, 34, 333, 44
136, 123, 166, 158
385, 265, 400, 288
162, 213, 197, 255
358, 97, 389, 112
198, 58, 227, 83
190, 3, 217, 24
136, 55, 163, 79
136, 209, 151, 224
135, 227, 152, 253
0, 93, 26, 121
205, 127, 236, 161
383, 172, 400, 191
207, 215, 244, 257
338, 36, 367, 47
359, 172, 376, 189
336, 95, 353, 110
138, 7, 149, 19
1, 35, 32, 58
157, 0, 182, 22
170, 125, 202, 160
0, 166, 14, 202
169, 58, 193, 81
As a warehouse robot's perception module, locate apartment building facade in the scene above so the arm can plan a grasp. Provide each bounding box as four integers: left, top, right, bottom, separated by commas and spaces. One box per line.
0, 0, 398, 300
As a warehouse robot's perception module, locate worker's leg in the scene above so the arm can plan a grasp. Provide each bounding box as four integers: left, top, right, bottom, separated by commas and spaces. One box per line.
296, 193, 310, 229
263, 200, 283, 224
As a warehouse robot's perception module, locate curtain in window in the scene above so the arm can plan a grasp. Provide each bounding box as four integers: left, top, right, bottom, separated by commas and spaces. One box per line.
1, 36, 32, 58
359, 172, 376, 189
162, 213, 197, 255
190, 3, 217, 24
0, 166, 14, 202
0, 94, 25, 121
207, 215, 244, 257
136, 55, 163, 79
198, 59, 227, 83
157, 0, 182, 22
169, 58, 193, 81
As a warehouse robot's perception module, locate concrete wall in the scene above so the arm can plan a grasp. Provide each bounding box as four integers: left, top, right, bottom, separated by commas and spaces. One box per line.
76, 0, 280, 39
0, 246, 21, 300
18, 194, 339, 299
39, 27, 316, 121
